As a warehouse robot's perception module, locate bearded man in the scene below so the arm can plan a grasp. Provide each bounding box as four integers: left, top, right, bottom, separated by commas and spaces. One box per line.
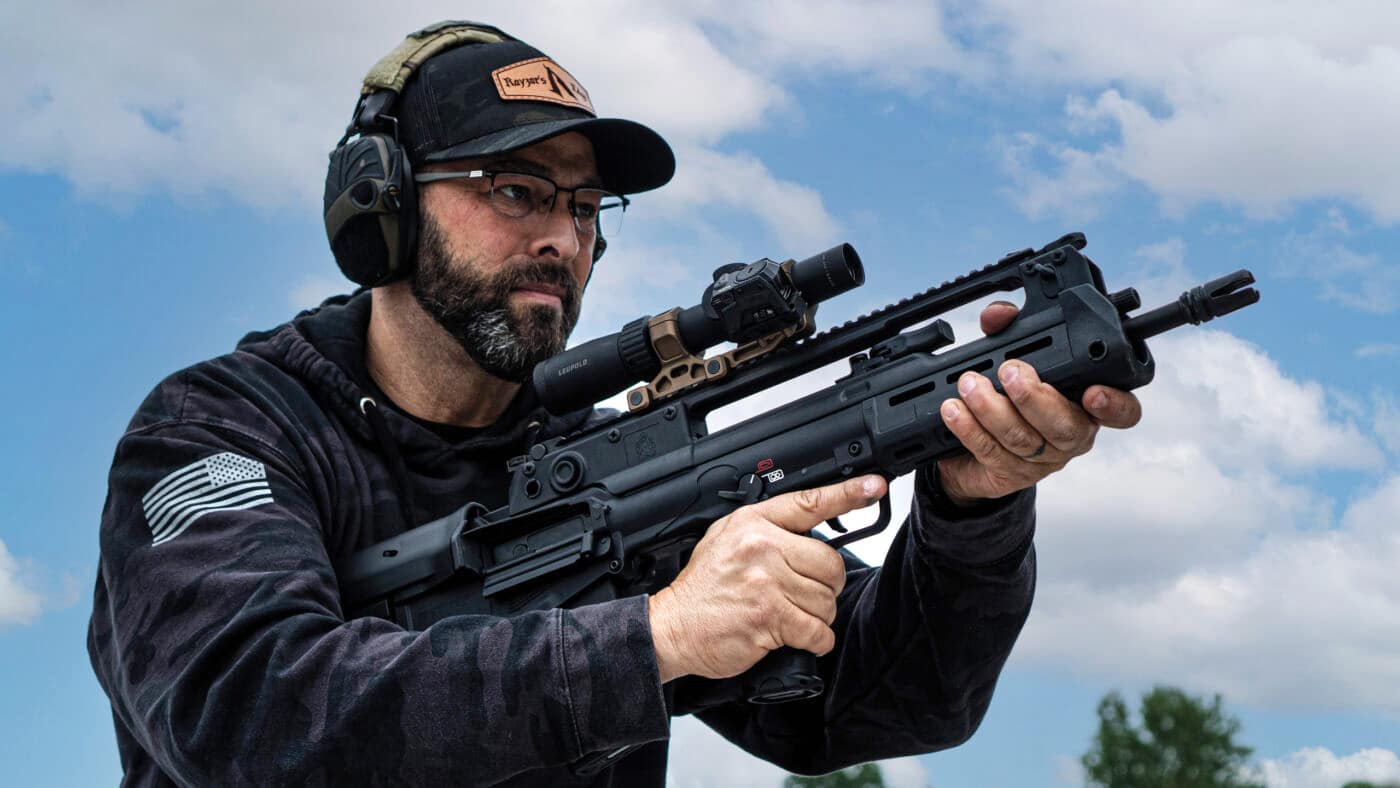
88, 21, 1141, 787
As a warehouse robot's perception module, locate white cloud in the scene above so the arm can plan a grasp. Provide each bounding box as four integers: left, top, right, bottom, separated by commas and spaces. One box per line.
666, 716, 788, 788
571, 236, 727, 341
1132, 237, 1186, 270
533, 4, 785, 147
0, 539, 44, 628
879, 755, 936, 788
1025, 466, 1400, 715
1277, 229, 1400, 315
0, 0, 852, 243
2, 1, 377, 209
998, 131, 1121, 223
667, 715, 930, 788
1140, 331, 1382, 472
653, 145, 842, 253
1254, 746, 1400, 788
1004, 325, 1397, 715
973, 1, 1400, 89
979, 2, 1400, 222
1376, 391, 1400, 456
1053, 754, 1085, 786
1122, 237, 1203, 308
692, 0, 973, 85
1358, 343, 1400, 359
10, 2, 1400, 228
1006, 329, 1384, 593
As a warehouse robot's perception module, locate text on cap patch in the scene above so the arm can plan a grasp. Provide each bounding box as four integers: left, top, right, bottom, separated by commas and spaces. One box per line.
492, 57, 595, 113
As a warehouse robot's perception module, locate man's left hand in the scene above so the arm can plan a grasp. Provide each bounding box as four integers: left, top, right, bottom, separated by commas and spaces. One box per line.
936, 301, 1143, 506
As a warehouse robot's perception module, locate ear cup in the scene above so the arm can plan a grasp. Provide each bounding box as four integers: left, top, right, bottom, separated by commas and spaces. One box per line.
323, 24, 541, 288
324, 133, 417, 287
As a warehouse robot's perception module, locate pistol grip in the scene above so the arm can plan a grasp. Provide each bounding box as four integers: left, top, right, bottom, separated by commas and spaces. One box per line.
742, 646, 824, 704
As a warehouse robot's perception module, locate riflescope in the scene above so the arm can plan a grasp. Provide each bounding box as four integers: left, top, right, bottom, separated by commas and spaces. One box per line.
535, 244, 865, 414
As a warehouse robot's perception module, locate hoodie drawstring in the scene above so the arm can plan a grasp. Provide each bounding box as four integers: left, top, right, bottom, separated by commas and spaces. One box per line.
359, 397, 418, 531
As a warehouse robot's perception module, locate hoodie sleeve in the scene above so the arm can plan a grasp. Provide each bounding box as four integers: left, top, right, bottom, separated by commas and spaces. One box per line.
685, 465, 1035, 774
88, 418, 670, 786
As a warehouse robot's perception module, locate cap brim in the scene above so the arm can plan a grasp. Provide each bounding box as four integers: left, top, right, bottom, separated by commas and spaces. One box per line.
422, 117, 675, 195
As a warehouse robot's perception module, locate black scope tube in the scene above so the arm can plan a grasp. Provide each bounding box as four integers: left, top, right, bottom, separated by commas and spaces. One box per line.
534, 244, 865, 414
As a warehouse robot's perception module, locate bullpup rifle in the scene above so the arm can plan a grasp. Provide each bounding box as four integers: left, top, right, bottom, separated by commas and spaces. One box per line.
336, 232, 1258, 772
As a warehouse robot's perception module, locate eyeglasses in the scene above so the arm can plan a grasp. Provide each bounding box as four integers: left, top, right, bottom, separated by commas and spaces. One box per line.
413, 169, 629, 239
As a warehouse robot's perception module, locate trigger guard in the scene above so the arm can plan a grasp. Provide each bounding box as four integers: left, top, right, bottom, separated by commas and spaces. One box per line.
826, 494, 892, 550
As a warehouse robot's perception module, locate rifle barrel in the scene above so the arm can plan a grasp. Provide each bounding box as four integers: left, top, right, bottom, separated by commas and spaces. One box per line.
1123, 270, 1258, 342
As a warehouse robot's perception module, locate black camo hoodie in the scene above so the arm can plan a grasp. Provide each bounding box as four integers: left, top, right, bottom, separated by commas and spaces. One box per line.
88, 291, 1037, 786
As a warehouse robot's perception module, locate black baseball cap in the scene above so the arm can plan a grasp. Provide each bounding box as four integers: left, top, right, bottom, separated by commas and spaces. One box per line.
395, 35, 675, 195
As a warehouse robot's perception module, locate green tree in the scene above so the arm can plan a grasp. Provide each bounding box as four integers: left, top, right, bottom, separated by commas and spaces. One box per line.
1082, 686, 1262, 788
784, 763, 886, 788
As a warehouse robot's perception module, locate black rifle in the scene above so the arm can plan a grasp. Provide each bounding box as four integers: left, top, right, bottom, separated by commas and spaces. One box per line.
335, 232, 1258, 774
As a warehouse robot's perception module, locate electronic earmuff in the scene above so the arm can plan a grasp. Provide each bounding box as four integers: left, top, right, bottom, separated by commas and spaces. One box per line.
324, 22, 506, 288
323, 103, 416, 288
323, 22, 607, 289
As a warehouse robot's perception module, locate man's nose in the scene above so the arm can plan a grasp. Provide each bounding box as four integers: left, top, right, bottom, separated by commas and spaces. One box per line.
529, 197, 582, 261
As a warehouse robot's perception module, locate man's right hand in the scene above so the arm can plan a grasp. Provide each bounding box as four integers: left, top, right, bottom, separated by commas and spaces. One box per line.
647, 474, 886, 683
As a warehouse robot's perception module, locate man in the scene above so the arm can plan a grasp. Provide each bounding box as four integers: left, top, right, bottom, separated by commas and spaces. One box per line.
88, 22, 1141, 787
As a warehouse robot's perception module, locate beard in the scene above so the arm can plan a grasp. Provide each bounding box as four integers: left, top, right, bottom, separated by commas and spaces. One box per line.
409, 214, 583, 383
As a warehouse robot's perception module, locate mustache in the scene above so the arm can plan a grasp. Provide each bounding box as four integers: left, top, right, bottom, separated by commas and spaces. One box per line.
494, 259, 581, 306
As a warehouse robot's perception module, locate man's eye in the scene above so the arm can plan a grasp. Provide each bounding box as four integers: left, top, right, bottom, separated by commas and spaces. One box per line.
573, 191, 607, 219
495, 183, 536, 204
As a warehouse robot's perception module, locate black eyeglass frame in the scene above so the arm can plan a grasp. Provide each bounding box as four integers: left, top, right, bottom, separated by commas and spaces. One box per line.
412, 169, 630, 237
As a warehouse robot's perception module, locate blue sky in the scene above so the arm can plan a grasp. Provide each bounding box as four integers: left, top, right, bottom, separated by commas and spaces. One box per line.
2, 2, 1399, 786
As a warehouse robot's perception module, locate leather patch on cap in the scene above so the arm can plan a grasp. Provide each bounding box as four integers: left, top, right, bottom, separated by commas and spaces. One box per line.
492, 57, 595, 113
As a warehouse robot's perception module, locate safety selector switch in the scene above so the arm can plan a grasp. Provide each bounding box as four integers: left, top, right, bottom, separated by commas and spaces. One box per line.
717, 474, 766, 504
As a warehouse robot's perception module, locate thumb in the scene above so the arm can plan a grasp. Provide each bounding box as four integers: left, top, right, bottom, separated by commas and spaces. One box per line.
980, 301, 1020, 335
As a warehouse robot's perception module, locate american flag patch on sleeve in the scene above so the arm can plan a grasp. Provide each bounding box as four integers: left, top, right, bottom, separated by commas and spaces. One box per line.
141, 452, 275, 545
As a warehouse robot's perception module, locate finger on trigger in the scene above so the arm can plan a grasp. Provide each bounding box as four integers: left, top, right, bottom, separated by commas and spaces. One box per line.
750, 475, 886, 533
